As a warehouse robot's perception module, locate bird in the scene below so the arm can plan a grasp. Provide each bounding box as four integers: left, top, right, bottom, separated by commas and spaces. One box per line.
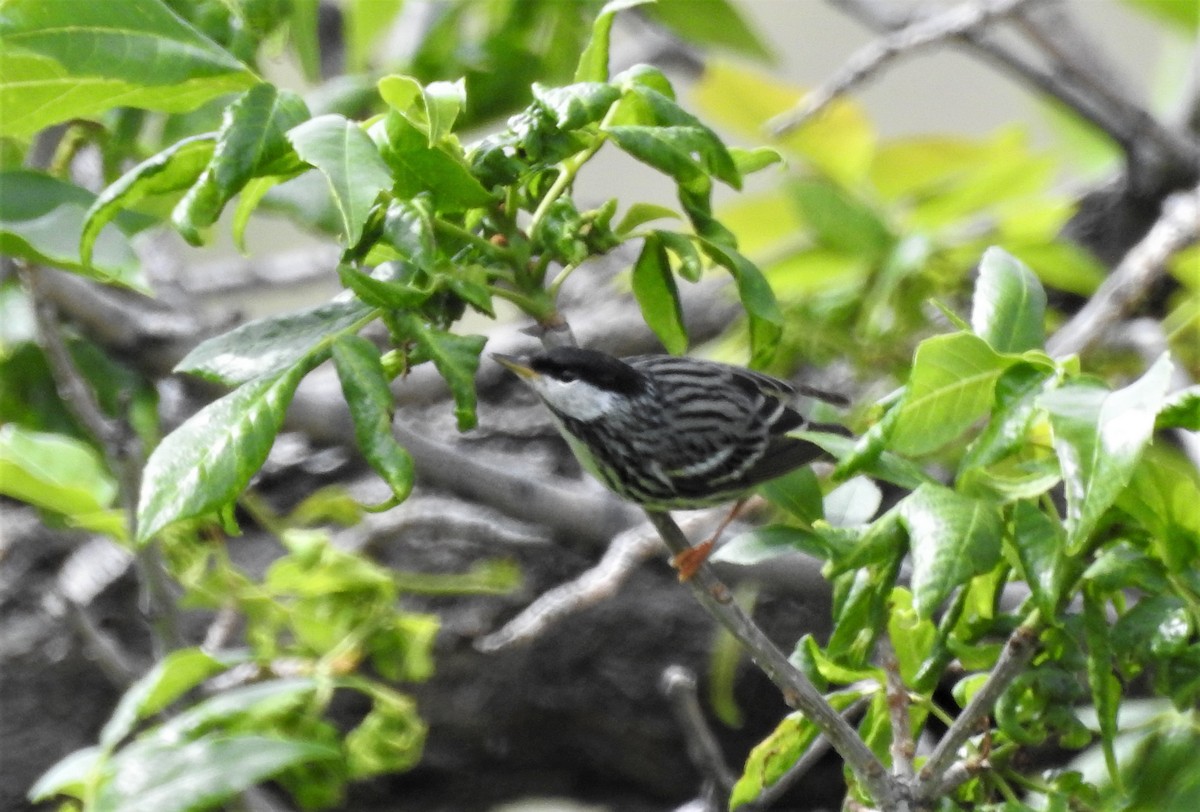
494, 346, 845, 578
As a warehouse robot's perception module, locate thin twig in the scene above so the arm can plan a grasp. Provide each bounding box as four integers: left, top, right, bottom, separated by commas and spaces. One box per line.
644, 511, 904, 809
881, 638, 915, 781
20, 263, 182, 651
1047, 183, 1200, 358
914, 620, 1040, 799
769, 0, 1036, 136
661, 665, 738, 792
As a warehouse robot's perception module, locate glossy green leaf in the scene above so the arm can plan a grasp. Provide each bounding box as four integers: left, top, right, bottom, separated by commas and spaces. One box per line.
711, 524, 828, 566
575, 0, 653, 82
697, 239, 782, 368
100, 649, 237, 748
729, 690, 864, 808
823, 476, 882, 528
287, 114, 392, 244
759, 466, 824, 524
614, 204, 680, 237
1010, 500, 1066, 618
0, 424, 119, 529
82, 135, 217, 267
959, 362, 1056, 474
0, 171, 140, 286
176, 298, 374, 386
645, 0, 771, 60
378, 74, 467, 146
1083, 585, 1123, 790
1156, 385, 1200, 430
972, 247, 1046, 353
0, 0, 256, 138
27, 745, 104, 803
382, 199, 436, 269
332, 335, 415, 503
371, 112, 494, 210
172, 83, 310, 244
729, 146, 783, 176
887, 588, 937, 684
631, 234, 687, 354
1042, 354, 1173, 551
533, 82, 621, 131
891, 332, 1013, 456
607, 86, 740, 188
898, 483, 1003, 619
655, 230, 703, 282
401, 317, 486, 431
1116, 446, 1200, 572
137, 363, 311, 542
96, 734, 336, 812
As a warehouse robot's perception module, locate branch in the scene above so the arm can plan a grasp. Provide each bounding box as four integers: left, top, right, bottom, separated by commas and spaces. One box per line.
769, 0, 1036, 136
661, 665, 738, 793
1047, 182, 1200, 358
881, 638, 915, 781
644, 510, 904, 809
914, 620, 1040, 799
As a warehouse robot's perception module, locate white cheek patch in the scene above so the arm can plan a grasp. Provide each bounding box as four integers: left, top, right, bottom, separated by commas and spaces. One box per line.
532, 378, 618, 421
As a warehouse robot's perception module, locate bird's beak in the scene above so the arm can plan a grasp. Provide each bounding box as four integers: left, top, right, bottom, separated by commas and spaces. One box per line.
492, 353, 540, 380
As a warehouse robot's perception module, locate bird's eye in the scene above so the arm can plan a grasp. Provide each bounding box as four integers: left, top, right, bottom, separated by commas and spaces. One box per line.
558, 370, 578, 383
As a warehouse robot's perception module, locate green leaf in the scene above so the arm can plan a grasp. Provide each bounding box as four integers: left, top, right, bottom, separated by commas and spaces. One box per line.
730, 146, 784, 176
97, 734, 336, 812
1041, 354, 1173, 551
0, 424, 121, 535
631, 234, 688, 354
287, 114, 392, 244
382, 199, 436, 269
1083, 585, 1123, 792
614, 204, 680, 237
898, 483, 1003, 619
729, 690, 864, 808
891, 332, 1014, 456
345, 0, 404, 73
1156, 385, 1200, 430
575, 0, 654, 82
786, 178, 893, 261
332, 335, 414, 503
656, 230, 703, 282
0, 171, 140, 286
176, 298, 374, 386
137, 363, 311, 542
1010, 500, 1065, 618
371, 112, 494, 211
533, 82, 621, 131
711, 524, 828, 566
972, 247, 1047, 353
401, 317, 486, 431
959, 361, 1056, 474
172, 83, 310, 245
28, 745, 104, 803
345, 685, 426, 777
644, 0, 772, 60
887, 588, 937, 684
337, 262, 431, 310
378, 74, 467, 146
1124, 0, 1200, 30
696, 238, 782, 367
82, 134, 217, 267
759, 466, 824, 524
101, 649, 238, 748
0, 0, 256, 138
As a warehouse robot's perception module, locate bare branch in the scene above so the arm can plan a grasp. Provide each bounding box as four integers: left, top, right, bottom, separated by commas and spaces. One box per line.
881, 638, 915, 781
915, 621, 1040, 799
770, 0, 1036, 136
661, 665, 738, 792
1047, 182, 1200, 358
476, 520, 662, 651
644, 511, 905, 809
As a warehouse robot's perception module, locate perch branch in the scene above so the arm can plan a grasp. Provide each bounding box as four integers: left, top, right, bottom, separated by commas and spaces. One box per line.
1047, 182, 1200, 358
881, 638, 915, 781
644, 510, 903, 808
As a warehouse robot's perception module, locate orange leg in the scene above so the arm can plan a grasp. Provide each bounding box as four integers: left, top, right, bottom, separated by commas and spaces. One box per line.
671, 498, 748, 581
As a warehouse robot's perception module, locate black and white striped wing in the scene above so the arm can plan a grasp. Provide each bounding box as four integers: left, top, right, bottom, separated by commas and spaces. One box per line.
626, 356, 823, 501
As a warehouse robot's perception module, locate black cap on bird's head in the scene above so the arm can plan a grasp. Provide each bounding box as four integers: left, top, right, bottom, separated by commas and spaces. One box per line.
493, 347, 646, 397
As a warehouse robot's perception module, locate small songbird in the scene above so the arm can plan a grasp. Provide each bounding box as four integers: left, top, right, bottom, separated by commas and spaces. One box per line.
494, 347, 844, 575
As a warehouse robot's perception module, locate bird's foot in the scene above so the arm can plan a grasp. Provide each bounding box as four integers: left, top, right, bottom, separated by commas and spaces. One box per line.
671, 539, 715, 582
